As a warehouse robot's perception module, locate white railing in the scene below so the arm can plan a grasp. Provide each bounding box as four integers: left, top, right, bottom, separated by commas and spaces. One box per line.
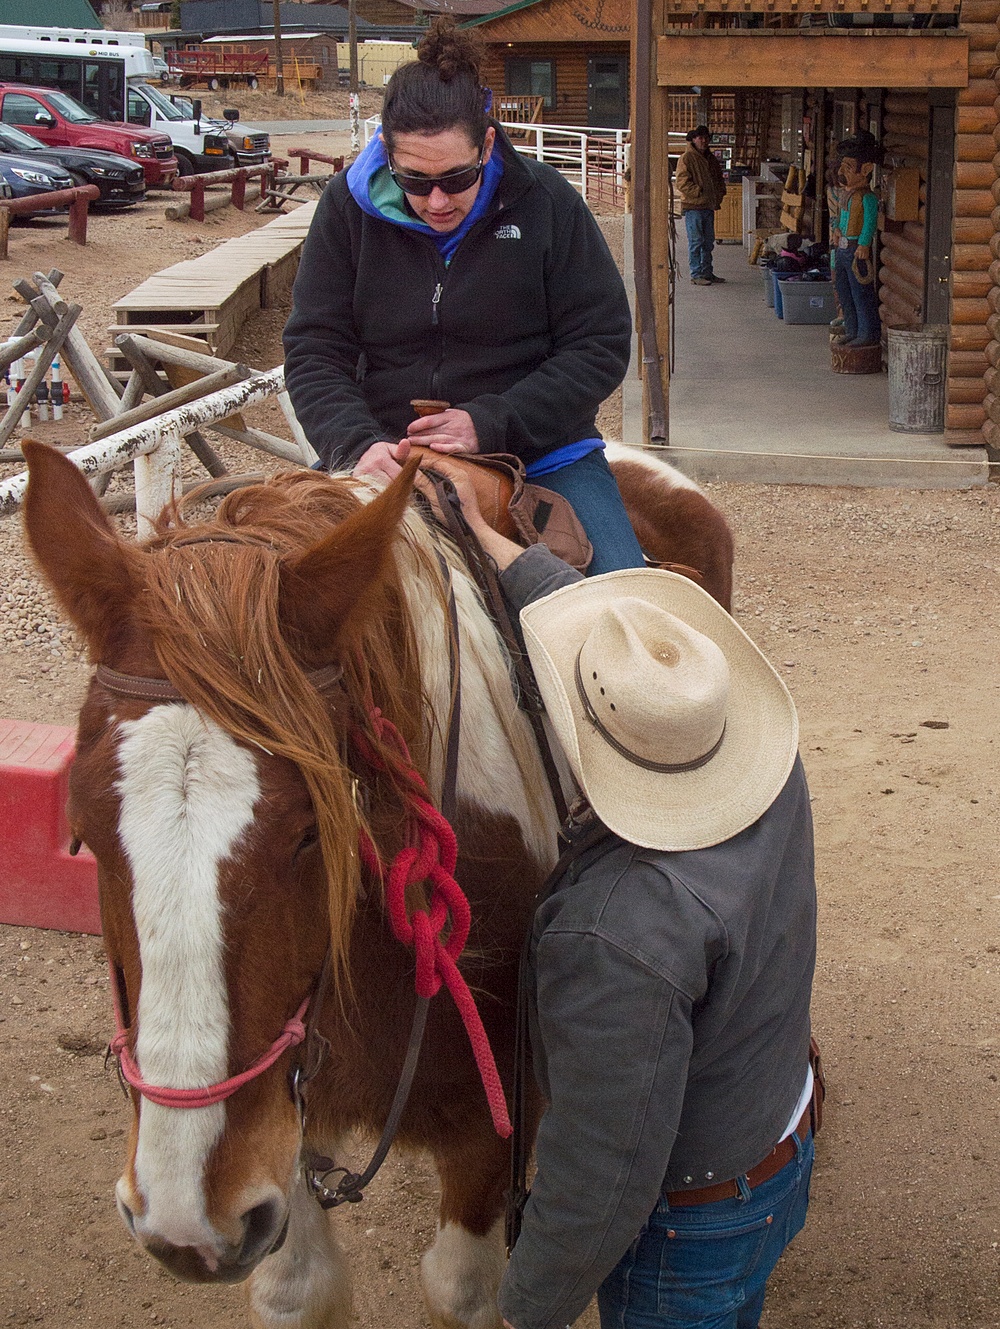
0, 366, 314, 538
362, 116, 630, 209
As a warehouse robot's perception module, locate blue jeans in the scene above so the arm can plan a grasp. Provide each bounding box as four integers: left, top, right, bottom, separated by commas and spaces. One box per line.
833, 245, 880, 346
684, 209, 716, 280
597, 1130, 814, 1328
538, 450, 646, 576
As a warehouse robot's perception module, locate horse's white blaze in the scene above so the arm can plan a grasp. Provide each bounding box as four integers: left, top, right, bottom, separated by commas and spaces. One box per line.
116, 705, 260, 1254
421, 1220, 506, 1329
604, 439, 706, 494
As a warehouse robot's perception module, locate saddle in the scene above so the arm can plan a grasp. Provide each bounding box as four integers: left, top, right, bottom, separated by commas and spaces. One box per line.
407, 444, 593, 572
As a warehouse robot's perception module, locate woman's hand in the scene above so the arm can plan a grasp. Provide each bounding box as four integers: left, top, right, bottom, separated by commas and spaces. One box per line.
353, 439, 411, 484
406, 408, 480, 454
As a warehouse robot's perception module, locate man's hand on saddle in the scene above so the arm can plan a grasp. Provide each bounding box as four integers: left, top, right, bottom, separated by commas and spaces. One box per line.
405, 407, 481, 455
411, 455, 524, 573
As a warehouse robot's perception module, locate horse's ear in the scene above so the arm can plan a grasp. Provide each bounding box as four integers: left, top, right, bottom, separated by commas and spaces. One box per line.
22, 441, 142, 658
279, 456, 420, 657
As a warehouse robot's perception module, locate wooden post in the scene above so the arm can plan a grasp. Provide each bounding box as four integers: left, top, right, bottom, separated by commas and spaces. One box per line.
631, 0, 671, 446
67, 194, 90, 246
114, 334, 228, 478
0, 208, 9, 262
17, 277, 121, 419
231, 171, 247, 212
190, 178, 206, 223
273, 0, 285, 97
89, 365, 252, 442
349, 0, 360, 156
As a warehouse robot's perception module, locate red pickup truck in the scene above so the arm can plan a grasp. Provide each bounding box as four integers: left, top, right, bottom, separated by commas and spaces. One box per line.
0, 83, 178, 187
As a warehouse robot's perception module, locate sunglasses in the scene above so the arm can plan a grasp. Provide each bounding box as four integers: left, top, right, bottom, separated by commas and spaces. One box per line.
389, 153, 485, 197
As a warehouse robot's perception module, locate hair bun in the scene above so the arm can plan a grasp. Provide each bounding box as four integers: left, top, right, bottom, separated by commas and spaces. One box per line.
417, 15, 483, 83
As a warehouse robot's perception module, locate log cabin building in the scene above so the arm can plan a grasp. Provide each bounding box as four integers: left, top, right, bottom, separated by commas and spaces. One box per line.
634, 0, 1000, 454
387, 0, 631, 127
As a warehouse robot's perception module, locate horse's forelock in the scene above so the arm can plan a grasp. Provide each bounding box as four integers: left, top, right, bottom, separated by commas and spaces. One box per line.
131, 470, 435, 995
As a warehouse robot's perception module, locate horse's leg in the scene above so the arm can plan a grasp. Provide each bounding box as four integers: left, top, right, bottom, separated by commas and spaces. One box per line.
421, 1133, 508, 1329
248, 1173, 351, 1329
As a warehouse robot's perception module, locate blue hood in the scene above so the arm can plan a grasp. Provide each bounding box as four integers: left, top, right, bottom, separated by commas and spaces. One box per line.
346, 129, 503, 264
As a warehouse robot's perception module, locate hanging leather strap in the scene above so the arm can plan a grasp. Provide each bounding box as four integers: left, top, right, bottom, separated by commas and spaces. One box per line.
421, 469, 569, 827
301, 564, 464, 1208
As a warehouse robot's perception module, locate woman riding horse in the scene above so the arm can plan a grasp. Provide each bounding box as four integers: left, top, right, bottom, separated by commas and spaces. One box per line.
282, 17, 645, 575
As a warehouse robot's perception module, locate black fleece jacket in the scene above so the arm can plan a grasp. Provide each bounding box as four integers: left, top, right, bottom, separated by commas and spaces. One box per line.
282, 127, 632, 472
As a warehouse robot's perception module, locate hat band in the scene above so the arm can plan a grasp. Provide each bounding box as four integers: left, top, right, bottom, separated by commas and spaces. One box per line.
574, 652, 726, 775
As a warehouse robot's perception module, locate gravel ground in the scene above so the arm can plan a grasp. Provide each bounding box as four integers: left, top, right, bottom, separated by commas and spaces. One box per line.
4, 149, 1000, 1329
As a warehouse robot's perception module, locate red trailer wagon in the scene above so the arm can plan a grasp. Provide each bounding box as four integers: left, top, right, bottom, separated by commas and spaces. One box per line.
167, 46, 270, 91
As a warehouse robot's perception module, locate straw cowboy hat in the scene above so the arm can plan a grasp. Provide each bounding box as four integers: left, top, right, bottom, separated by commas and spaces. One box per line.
520, 569, 799, 851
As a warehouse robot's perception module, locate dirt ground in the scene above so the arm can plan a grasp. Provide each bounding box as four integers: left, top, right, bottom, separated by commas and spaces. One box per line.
2, 157, 1000, 1329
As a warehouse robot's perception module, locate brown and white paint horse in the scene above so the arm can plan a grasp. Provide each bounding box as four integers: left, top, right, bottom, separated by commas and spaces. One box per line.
22, 440, 732, 1329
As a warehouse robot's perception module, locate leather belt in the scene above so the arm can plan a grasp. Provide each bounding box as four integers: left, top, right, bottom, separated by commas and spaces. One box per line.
664, 1107, 811, 1208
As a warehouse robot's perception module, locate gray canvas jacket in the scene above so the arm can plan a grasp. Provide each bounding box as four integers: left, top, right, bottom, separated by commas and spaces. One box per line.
496, 546, 817, 1329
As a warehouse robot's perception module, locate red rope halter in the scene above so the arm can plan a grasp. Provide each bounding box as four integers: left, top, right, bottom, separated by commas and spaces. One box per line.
109, 986, 310, 1110
354, 707, 512, 1139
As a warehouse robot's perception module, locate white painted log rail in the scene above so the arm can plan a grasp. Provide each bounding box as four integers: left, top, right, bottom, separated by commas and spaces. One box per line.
0, 366, 288, 539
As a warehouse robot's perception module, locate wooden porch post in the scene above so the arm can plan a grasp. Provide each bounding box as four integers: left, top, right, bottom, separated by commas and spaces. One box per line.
631, 0, 671, 445
977, 0, 1000, 449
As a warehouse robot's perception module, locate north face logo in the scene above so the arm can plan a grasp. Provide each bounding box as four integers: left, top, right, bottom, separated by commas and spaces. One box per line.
494, 224, 521, 240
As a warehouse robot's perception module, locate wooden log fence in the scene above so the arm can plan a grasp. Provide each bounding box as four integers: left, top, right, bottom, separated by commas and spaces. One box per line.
0, 366, 287, 537
170, 162, 287, 223
0, 185, 99, 259
287, 148, 346, 176
0, 272, 319, 531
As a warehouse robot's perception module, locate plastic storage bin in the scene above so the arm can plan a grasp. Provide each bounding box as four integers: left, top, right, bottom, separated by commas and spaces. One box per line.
780, 280, 835, 325
771, 270, 796, 318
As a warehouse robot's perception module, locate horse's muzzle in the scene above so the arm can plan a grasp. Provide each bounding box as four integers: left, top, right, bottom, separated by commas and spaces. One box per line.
118, 1194, 289, 1283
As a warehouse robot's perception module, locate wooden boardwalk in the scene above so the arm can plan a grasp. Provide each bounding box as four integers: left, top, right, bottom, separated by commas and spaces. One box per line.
109, 202, 317, 364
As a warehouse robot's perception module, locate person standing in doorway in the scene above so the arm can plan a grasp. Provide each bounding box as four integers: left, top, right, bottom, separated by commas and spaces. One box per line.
675, 125, 727, 286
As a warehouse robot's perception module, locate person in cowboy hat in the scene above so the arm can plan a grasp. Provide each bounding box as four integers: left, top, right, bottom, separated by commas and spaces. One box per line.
415, 462, 819, 1329
674, 124, 727, 287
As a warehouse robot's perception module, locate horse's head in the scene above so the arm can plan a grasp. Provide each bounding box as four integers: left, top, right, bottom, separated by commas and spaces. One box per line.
22, 444, 425, 1283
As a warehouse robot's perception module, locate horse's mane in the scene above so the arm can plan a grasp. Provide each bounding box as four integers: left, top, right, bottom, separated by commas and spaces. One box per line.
135, 469, 441, 989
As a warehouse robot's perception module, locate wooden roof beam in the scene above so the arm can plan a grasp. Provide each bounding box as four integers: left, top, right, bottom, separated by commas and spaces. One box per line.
657, 30, 970, 86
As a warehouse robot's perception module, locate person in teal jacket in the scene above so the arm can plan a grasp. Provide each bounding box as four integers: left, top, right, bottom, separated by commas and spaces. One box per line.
831, 133, 882, 348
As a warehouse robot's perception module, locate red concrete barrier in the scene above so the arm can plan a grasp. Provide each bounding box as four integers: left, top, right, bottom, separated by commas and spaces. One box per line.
0, 718, 100, 935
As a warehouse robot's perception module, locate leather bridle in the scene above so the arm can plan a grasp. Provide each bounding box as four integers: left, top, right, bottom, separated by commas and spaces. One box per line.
99, 554, 467, 1210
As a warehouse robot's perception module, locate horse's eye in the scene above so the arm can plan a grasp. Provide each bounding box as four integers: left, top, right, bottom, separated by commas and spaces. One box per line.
295, 827, 319, 856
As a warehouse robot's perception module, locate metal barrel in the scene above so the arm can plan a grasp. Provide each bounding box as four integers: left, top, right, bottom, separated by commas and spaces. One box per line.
887, 326, 947, 434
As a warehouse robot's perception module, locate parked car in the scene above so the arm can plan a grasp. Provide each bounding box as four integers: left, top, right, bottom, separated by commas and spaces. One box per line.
150, 55, 170, 82
0, 121, 145, 208
0, 83, 178, 187
0, 152, 73, 213
168, 95, 271, 168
